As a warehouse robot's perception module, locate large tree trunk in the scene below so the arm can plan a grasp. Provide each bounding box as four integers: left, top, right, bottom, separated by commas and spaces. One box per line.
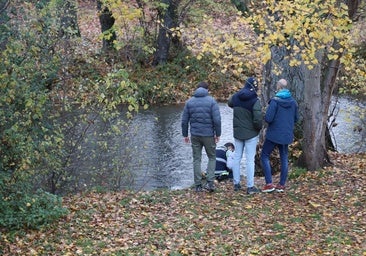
0, 0, 10, 50
299, 52, 329, 170
152, 0, 179, 66
97, 0, 116, 50
298, 38, 343, 168
59, 0, 80, 38
258, 0, 360, 171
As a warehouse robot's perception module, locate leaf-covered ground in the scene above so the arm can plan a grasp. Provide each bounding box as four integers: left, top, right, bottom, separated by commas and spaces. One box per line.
1, 152, 365, 255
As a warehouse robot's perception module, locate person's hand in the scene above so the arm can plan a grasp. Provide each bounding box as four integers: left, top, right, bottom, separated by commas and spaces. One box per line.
215, 136, 220, 144
184, 137, 190, 144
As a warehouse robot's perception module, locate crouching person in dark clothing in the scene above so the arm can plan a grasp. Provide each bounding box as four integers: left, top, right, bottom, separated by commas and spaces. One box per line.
214, 142, 235, 181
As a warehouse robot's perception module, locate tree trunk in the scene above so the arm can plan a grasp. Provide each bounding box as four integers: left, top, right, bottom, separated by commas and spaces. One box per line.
0, 0, 10, 50
297, 52, 328, 170
97, 0, 116, 50
59, 0, 80, 38
230, 0, 250, 16
254, 0, 360, 172
152, 0, 179, 66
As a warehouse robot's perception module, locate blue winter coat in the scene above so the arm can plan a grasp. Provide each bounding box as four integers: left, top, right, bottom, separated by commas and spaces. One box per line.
181, 87, 221, 137
264, 89, 298, 144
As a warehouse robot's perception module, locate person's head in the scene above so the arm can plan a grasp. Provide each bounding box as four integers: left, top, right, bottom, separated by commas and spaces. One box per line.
244, 77, 258, 91
276, 79, 288, 91
224, 142, 235, 152
197, 81, 209, 89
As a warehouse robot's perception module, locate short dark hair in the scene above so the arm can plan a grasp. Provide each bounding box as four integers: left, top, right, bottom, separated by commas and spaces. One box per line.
197, 81, 208, 89
224, 142, 234, 150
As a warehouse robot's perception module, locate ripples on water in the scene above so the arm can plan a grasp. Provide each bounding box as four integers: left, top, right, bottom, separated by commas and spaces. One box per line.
329, 97, 365, 154
130, 103, 238, 191
130, 97, 365, 191
74, 97, 364, 192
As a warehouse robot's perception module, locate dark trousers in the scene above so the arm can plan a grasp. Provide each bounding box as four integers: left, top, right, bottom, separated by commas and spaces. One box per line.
261, 139, 289, 186
191, 136, 216, 186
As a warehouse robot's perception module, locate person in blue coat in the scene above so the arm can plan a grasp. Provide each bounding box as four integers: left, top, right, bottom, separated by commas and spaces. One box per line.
181, 81, 221, 192
261, 79, 299, 193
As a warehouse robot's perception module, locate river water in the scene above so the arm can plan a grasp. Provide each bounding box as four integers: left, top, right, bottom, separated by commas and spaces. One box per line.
128, 103, 237, 191
122, 97, 365, 191
329, 96, 365, 153
72, 97, 364, 193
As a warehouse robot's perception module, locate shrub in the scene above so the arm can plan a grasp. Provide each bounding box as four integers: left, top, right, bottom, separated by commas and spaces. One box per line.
0, 173, 68, 230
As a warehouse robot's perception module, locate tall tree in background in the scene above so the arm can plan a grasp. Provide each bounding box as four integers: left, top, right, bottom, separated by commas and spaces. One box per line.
0, 0, 9, 50
152, 0, 180, 66
97, 0, 116, 49
230, 0, 249, 15
59, 0, 80, 38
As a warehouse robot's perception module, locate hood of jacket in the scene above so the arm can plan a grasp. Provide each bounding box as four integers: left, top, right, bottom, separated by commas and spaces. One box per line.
238, 87, 257, 101
233, 87, 258, 111
193, 87, 209, 97
229, 86, 258, 111
273, 89, 295, 108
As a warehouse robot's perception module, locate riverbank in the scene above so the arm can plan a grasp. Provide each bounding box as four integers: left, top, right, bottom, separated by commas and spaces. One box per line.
1, 152, 365, 255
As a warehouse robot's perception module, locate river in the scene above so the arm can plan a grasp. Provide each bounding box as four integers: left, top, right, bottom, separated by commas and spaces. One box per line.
71, 97, 365, 193
123, 97, 365, 191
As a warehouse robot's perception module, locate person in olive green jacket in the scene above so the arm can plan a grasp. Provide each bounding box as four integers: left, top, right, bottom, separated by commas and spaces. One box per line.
228, 77, 263, 194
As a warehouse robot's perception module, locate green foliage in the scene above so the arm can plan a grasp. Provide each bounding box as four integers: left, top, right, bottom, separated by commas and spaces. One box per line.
129, 49, 236, 104
338, 18, 366, 96
0, 3, 62, 177
0, 172, 68, 230
339, 46, 366, 96
288, 167, 307, 179
0, 0, 144, 230
0, 1, 70, 230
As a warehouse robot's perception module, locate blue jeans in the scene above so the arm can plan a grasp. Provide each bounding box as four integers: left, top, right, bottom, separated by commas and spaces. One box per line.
191, 136, 216, 186
232, 135, 259, 187
261, 139, 289, 186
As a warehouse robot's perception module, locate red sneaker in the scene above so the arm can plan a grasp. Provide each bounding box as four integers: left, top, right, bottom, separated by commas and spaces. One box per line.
262, 183, 275, 193
275, 184, 285, 192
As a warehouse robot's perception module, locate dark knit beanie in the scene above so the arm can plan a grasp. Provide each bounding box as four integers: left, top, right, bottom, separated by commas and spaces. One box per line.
244, 77, 258, 91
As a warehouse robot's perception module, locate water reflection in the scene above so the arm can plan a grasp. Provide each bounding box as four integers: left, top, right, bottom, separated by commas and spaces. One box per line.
129, 103, 237, 191
129, 97, 365, 191
72, 97, 364, 192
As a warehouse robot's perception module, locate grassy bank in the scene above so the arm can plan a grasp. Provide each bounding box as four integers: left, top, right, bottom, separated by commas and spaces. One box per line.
1, 152, 365, 255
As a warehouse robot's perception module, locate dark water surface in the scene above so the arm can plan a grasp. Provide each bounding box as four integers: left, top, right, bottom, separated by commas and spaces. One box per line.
329, 96, 365, 153
72, 97, 364, 192
129, 103, 237, 191
127, 97, 365, 191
